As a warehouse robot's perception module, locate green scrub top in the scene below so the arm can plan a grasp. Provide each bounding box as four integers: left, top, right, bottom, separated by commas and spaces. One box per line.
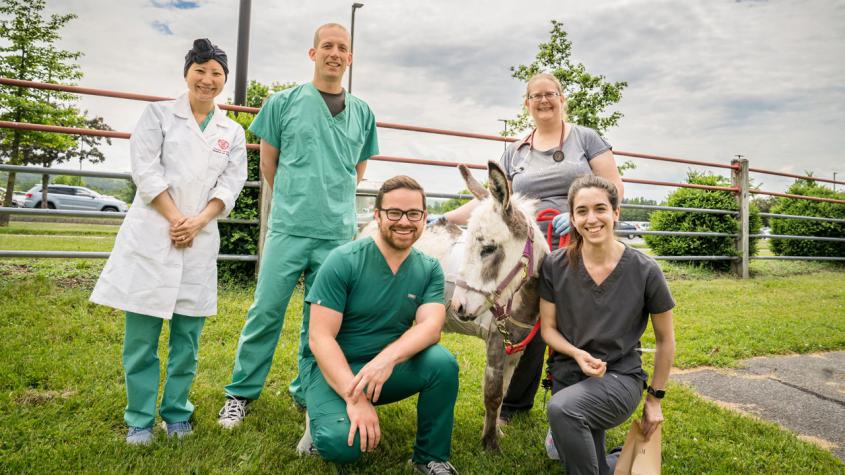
249, 83, 380, 240
304, 237, 445, 362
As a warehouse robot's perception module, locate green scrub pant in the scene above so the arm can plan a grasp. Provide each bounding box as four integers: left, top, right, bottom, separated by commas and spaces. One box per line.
305, 344, 459, 464
123, 312, 205, 429
225, 231, 347, 402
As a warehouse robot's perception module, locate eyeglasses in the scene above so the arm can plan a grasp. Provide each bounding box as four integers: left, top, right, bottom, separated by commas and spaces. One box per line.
527, 91, 561, 102
378, 208, 425, 222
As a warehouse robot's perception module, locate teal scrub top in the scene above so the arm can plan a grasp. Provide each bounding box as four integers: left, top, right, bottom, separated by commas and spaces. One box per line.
304, 238, 445, 362
249, 83, 379, 240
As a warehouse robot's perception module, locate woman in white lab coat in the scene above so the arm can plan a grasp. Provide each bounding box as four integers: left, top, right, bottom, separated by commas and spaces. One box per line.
90, 38, 247, 445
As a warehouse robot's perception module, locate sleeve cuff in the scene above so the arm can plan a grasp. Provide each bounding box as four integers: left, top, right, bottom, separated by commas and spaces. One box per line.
210, 187, 236, 218
136, 179, 169, 205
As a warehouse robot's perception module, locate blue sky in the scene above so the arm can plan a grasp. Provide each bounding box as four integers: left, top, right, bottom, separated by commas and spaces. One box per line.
48, 0, 845, 200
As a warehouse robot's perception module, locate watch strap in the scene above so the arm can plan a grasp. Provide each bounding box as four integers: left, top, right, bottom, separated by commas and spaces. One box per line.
647, 385, 666, 399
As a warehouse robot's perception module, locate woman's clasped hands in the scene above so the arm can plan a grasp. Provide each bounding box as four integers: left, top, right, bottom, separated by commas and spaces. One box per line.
169, 216, 208, 248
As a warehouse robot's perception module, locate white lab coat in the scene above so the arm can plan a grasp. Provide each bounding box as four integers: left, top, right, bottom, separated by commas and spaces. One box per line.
90, 93, 248, 319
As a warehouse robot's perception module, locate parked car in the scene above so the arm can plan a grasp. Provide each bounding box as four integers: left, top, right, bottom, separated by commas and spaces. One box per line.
0, 187, 25, 207
23, 185, 128, 212
615, 221, 638, 239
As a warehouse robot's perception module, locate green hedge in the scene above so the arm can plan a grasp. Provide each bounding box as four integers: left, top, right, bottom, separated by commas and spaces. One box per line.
769, 180, 845, 257
217, 110, 260, 284
217, 81, 296, 284
645, 172, 761, 270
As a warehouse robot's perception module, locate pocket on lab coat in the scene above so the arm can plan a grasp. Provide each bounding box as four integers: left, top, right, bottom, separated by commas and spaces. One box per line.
208, 149, 229, 177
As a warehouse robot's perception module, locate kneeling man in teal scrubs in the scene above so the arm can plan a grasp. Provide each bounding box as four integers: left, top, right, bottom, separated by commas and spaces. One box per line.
299, 176, 459, 475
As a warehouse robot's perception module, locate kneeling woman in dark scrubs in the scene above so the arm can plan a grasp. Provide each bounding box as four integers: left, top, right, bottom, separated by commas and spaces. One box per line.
90, 39, 247, 445
539, 175, 675, 475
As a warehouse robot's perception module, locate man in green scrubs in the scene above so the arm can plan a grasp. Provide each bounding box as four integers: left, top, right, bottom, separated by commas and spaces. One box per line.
219, 22, 379, 427
301, 176, 459, 474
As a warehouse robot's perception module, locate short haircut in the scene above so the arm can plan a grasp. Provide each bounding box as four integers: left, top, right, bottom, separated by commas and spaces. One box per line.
313, 23, 349, 48
375, 175, 426, 210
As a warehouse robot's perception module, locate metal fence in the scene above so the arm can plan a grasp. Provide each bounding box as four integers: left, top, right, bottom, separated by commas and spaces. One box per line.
1, 77, 844, 277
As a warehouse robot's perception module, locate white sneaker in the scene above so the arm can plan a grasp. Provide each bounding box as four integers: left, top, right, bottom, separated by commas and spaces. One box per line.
296, 411, 316, 455
218, 397, 248, 429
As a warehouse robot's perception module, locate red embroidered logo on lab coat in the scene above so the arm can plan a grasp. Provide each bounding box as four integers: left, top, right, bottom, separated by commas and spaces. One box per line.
217, 139, 230, 151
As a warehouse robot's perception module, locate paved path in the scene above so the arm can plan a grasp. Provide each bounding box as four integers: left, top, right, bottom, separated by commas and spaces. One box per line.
673, 351, 845, 461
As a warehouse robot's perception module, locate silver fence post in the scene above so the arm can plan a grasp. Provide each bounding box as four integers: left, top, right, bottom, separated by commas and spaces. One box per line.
731, 158, 750, 278
256, 178, 271, 277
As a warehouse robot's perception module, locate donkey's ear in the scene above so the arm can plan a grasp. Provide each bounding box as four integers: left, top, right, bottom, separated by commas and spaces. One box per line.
487, 161, 511, 210
459, 164, 490, 200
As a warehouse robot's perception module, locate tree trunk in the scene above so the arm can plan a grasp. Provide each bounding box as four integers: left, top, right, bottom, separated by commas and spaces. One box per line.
41, 172, 50, 209
0, 172, 16, 226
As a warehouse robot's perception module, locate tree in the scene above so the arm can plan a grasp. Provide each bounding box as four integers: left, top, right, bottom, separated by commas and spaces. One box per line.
0, 0, 83, 225
620, 197, 658, 222
508, 20, 628, 135
507, 20, 633, 174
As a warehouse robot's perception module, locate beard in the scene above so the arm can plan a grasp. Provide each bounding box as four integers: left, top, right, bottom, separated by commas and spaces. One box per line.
378, 220, 422, 251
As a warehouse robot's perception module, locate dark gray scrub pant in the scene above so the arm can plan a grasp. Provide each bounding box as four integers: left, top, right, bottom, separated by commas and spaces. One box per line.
547, 372, 643, 475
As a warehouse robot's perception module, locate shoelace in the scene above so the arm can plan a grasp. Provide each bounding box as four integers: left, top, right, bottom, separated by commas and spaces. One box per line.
219, 398, 246, 419
424, 461, 456, 475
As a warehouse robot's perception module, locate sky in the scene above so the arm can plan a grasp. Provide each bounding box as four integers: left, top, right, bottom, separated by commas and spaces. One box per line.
40, 0, 845, 202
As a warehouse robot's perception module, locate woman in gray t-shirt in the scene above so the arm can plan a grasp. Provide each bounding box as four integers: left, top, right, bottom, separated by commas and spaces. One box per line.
540, 175, 675, 474
438, 72, 626, 422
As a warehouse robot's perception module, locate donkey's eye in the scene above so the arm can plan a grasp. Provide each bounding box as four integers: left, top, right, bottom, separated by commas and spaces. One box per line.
480, 245, 498, 258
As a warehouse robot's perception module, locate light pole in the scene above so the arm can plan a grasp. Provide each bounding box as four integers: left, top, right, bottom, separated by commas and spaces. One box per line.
233, 0, 252, 106
348, 3, 364, 93
498, 119, 509, 151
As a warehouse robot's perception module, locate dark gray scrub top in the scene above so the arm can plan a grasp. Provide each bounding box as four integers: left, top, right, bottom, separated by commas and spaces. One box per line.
537, 245, 676, 384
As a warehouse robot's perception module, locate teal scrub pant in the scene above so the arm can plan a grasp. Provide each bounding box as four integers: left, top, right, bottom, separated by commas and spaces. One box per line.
123, 312, 205, 429
305, 345, 460, 464
225, 231, 347, 402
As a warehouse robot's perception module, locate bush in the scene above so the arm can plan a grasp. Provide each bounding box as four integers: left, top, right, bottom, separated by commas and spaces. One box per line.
769, 180, 845, 257
645, 172, 761, 271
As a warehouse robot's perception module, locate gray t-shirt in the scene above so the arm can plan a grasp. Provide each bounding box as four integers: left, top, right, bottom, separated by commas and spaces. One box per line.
319, 89, 346, 117
537, 245, 675, 384
499, 124, 611, 213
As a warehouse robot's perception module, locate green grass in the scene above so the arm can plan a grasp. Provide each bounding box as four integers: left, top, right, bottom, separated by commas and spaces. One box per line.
0, 260, 843, 474
0, 220, 119, 236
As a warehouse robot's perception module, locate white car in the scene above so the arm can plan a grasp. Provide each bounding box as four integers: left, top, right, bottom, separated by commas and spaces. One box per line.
23, 185, 128, 212
0, 187, 25, 207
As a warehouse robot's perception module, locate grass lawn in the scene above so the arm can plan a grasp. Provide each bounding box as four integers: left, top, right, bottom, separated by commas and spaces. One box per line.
0, 220, 120, 236
1, 255, 843, 474
1, 228, 843, 473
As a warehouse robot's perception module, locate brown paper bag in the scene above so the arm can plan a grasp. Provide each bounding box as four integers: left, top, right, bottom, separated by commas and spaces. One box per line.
613, 420, 662, 475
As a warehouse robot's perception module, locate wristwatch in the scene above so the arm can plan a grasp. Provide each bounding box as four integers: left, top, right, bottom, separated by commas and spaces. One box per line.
646, 385, 665, 399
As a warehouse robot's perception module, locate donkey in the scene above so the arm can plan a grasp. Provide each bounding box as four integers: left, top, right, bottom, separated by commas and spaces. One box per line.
409, 161, 550, 451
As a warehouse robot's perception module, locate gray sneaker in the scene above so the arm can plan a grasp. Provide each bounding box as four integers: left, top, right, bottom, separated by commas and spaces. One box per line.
162, 421, 193, 438
411, 460, 459, 475
126, 426, 153, 445
218, 397, 248, 429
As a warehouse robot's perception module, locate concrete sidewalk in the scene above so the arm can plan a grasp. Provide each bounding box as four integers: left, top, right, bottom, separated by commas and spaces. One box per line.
673, 351, 845, 461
